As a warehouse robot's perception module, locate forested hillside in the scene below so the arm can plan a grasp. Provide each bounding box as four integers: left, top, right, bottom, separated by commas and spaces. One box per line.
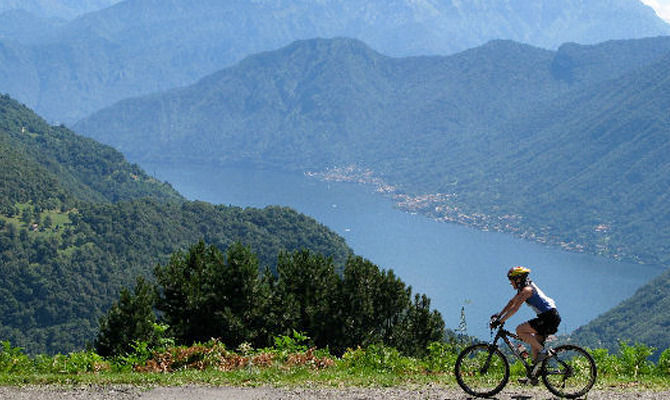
76, 37, 670, 265
0, 0, 667, 122
0, 95, 351, 353
574, 267, 670, 353
0, 94, 181, 206
455, 51, 670, 263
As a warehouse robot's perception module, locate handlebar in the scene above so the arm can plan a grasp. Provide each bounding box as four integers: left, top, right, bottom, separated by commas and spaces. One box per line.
489, 315, 504, 330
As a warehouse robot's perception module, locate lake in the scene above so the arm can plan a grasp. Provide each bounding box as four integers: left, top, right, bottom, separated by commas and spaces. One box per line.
144, 163, 665, 340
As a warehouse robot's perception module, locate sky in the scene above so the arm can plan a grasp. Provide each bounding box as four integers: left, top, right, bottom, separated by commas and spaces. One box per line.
641, 0, 670, 22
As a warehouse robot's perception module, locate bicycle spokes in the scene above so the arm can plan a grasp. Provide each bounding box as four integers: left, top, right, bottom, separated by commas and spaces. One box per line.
455, 344, 510, 398
541, 345, 597, 399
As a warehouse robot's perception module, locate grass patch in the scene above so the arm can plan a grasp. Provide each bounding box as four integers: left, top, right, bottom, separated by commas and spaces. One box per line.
1, 203, 72, 239
0, 338, 669, 390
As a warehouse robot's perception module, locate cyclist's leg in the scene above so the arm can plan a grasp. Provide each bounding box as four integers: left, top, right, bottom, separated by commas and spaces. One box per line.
516, 322, 543, 359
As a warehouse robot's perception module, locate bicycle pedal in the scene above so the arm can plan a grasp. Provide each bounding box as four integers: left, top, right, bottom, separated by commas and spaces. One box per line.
517, 377, 539, 386
531, 360, 551, 380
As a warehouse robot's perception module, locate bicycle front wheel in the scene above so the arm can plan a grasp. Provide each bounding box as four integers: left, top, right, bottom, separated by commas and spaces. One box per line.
455, 343, 510, 398
541, 344, 597, 399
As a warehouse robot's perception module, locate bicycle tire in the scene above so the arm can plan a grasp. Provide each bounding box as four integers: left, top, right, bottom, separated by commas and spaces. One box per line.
541, 344, 597, 399
455, 343, 510, 398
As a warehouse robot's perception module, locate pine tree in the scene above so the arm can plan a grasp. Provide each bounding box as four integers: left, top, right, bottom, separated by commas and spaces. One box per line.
457, 305, 468, 336
154, 240, 216, 344
154, 240, 266, 347
212, 242, 262, 347
94, 277, 157, 357
274, 249, 341, 349
340, 256, 409, 351
392, 293, 445, 357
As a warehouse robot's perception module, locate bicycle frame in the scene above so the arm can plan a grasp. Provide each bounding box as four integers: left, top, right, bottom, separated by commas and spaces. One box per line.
489, 327, 535, 376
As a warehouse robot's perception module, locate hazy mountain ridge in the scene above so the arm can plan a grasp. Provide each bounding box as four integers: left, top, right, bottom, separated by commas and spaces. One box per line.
0, 0, 668, 122
0, 10, 65, 44
0, 0, 120, 20
73, 39, 556, 164
77, 36, 657, 163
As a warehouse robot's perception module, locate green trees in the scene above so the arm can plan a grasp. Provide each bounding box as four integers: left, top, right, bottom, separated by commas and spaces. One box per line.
154, 241, 216, 345
340, 256, 407, 350
211, 242, 265, 347
1, 93, 355, 355
340, 257, 444, 356
95, 277, 157, 357
154, 241, 266, 347
274, 250, 341, 350
98, 241, 446, 358
394, 294, 446, 357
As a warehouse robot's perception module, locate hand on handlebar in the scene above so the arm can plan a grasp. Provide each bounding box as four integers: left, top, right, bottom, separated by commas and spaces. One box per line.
490, 314, 503, 329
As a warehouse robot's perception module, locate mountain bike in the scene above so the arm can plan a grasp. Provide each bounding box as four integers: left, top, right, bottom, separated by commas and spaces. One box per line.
454, 318, 597, 398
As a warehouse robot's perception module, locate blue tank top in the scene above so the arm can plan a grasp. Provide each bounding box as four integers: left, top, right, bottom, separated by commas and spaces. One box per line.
525, 282, 556, 315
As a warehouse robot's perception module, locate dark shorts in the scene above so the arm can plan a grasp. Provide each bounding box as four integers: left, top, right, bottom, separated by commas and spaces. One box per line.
529, 308, 561, 336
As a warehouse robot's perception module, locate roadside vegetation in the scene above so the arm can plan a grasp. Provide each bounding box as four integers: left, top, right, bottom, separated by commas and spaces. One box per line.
0, 333, 669, 389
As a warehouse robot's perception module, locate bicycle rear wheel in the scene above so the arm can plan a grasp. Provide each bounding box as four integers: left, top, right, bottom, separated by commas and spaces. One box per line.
541, 344, 597, 399
455, 343, 510, 397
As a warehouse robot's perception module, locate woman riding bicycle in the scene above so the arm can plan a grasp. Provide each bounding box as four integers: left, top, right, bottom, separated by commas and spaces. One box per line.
491, 266, 561, 365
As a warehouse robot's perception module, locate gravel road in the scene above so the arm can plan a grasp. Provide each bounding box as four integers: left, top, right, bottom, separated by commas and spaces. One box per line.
1, 385, 669, 400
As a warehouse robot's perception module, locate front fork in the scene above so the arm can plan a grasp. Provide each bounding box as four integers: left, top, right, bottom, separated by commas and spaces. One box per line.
481, 332, 504, 372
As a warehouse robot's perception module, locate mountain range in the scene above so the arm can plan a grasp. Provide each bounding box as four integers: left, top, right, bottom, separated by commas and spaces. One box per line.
76, 36, 670, 264
0, 0, 668, 123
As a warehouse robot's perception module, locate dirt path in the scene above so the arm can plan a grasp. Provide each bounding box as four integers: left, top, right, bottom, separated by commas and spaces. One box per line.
1, 385, 669, 400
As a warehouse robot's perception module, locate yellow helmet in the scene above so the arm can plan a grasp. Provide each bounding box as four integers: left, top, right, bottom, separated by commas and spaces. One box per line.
507, 266, 531, 279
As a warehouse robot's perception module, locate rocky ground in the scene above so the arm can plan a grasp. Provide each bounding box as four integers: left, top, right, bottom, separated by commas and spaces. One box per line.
1, 385, 669, 400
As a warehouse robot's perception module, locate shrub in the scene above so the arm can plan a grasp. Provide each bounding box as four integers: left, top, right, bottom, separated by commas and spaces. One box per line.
285, 348, 335, 369
618, 341, 655, 378
50, 351, 109, 374
267, 331, 334, 369
32, 353, 56, 374
134, 339, 238, 372
112, 340, 155, 372
271, 330, 310, 357
589, 348, 621, 377
656, 348, 670, 376
340, 344, 420, 374
0, 341, 32, 373
423, 341, 460, 373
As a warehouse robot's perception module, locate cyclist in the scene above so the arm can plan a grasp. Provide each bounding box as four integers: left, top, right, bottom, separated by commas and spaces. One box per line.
491, 266, 561, 367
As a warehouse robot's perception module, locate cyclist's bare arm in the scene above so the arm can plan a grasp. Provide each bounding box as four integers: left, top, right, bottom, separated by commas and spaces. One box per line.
496, 286, 532, 323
